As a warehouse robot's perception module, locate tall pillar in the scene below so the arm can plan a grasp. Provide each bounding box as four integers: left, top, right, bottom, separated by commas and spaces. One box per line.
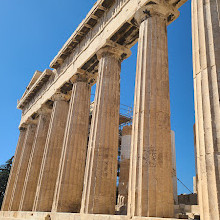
192, 0, 220, 217
127, 5, 178, 218
52, 72, 91, 213
193, 125, 199, 195
117, 125, 132, 214
80, 42, 131, 215
171, 131, 178, 205
9, 122, 37, 211
33, 93, 69, 212
1, 127, 27, 211
19, 106, 52, 211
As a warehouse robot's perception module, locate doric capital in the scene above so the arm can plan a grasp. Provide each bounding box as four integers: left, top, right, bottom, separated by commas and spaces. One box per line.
38, 104, 53, 115
70, 68, 89, 84
52, 91, 71, 102
97, 40, 131, 61
134, 2, 179, 25
23, 117, 38, 127
19, 126, 27, 131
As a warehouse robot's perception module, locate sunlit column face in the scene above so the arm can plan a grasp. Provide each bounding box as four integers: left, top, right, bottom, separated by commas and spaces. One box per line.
52, 76, 91, 213
192, 0, 220, 218
81, 44, 131, 215
33, 95, 69, 212
128, 10, 174, 218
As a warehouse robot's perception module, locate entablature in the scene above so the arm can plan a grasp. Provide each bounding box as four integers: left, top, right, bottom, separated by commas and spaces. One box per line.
18, 0, 187, 128
50, 0, 186, 70
50, 0, 115, 69
17, 69, 54, 110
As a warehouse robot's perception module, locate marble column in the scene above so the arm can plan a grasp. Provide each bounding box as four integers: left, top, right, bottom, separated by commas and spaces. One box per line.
171, 131, 178, 205
52, 73, 91, 213
80, 42, 131, 215
127, 5, 177, 218
33, 93, 69, 212
193, 125, 199, 195
1, 127, 27, 211
19, 106, 52, 211
118, 125, 132, 214
192, 0, 220, 218
9, 122, 37, 211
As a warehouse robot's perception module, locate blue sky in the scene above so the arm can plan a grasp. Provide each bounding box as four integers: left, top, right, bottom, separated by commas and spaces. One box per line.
0, 0, 195, 195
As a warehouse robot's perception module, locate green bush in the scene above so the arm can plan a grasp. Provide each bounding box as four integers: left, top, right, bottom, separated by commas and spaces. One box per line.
0, 157, 13, 208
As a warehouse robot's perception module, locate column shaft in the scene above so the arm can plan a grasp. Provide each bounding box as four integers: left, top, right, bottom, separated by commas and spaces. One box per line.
118, 125, 132, 214
192, 1, 206, 219
52, 79, 91, 213
171, 131, 178, 205
19, 113, 51, 211
1, 129, 26, 211
192, 0, 220, 217
127, 15, 174, 218
33, 99, 69, 212
9, 124, 37, 211
81, 52, 121, 214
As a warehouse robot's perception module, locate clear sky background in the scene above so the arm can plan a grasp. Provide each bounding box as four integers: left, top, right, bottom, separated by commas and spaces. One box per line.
0, 0, 195, 195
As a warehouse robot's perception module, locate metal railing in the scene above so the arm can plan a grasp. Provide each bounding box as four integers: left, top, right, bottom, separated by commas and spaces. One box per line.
90, 94, 133, 127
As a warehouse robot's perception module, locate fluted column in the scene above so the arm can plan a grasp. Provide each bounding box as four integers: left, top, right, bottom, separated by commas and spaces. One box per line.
80, 42, 131, 215
118, 125, 132, 214
33, 93, 69, 212
127, 5, 178, 218
171, 131, 178, 205
9, 122, 37, 211
52, 72, 91, 213
19, 106, 52, 211
192, 0, 220, 218
1, 127, 27, 211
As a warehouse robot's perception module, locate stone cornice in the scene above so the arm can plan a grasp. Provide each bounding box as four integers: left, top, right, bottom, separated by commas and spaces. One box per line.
49, 0, 185, 70
25, 70, 42, 92
17, 69, 54, 110
50, 0, 115, 69
18, 0, 187, 128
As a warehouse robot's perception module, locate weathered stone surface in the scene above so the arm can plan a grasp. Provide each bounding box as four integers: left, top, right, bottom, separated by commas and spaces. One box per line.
178, 194, 198, 205
192, 0, 220, 218
9, 124, 37, 211
116, 125, 132, 214
1, 129, 27, 211
0, 211, 178, 220
33, 96, 69, 212
19, 110, 51, 211
171, 131, 178, 205
127, 13, 174, 218
81, 45, 128, 215
1, 0, 219, 218
174, 204, 200, 219
17, 0, 183, 128
52, 75, 91, 213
